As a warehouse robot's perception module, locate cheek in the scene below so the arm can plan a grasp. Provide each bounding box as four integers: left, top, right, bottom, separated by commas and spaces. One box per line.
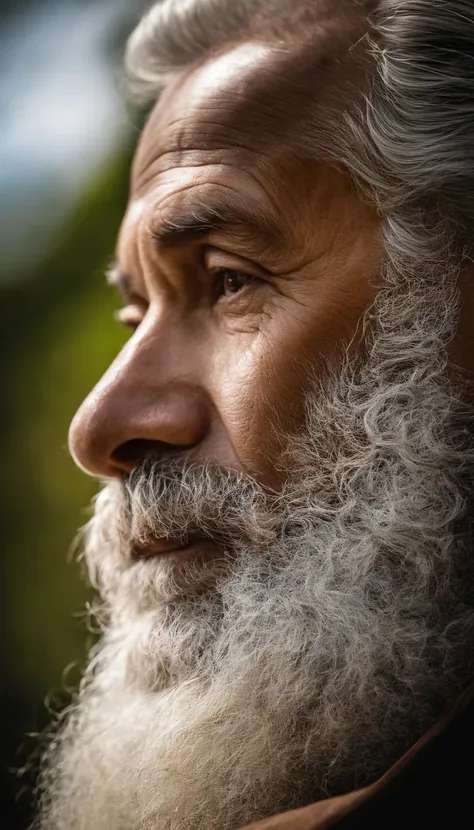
207, 330, 291, 482
206, 310, 340, 482
208, 279, 378, 483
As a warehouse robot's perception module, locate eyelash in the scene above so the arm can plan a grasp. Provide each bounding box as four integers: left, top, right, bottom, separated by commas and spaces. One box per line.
117, 266, 263, 330
212, 267, 261, 300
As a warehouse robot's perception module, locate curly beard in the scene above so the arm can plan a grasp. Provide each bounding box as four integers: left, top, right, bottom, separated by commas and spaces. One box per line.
34, 258, 474, 830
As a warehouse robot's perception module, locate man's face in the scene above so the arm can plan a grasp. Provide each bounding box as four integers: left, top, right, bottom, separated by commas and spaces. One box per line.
39, 39, 474, 830
68, 43, 381, 489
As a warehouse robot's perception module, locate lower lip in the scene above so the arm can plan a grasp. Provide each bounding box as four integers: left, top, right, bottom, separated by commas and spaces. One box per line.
132, 540, 216, 563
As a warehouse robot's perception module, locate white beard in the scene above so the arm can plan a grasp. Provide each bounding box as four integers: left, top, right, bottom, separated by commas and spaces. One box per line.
35, 262, 474, 830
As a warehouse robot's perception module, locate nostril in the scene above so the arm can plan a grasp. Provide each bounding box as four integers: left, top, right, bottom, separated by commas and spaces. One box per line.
111, 438, 163, 472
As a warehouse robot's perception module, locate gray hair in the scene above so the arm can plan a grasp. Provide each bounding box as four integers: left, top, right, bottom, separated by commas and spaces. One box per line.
125, 0, 474, 243
33, 6, 474, 827
124, 1, 474, 497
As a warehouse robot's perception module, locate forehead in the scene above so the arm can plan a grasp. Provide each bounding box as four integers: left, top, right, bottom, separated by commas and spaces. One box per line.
131, 42, 306, 195
120, 30, 370, 267
129, 0, 373, 194
120, 42, 331, 267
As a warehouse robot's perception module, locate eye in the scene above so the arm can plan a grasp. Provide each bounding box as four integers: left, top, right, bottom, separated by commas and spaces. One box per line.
214, 267, 257, 299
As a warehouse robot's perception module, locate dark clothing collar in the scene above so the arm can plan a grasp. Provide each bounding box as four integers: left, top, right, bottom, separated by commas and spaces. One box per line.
241, 683, 474, 830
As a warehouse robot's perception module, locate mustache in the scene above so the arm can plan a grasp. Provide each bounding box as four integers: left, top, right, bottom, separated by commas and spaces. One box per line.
121, 457, 280, 551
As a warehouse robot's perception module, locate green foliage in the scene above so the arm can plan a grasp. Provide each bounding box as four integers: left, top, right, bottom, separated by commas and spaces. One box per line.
0, 142, 133, 825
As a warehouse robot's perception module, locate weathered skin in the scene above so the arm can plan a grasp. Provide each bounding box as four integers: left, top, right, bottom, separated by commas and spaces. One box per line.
68, 43, 382, 486
68, 39, 474, 486
42, 8, 474, 830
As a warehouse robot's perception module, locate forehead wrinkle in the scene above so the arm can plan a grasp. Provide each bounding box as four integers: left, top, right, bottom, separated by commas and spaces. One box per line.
132, 100, 274, 198
203, 43, 367, 156
133, 28, 369, 200
131, 45, 307, 195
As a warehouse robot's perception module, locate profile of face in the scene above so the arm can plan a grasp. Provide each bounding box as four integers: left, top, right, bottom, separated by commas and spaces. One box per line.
67, 43, 381, 599
36, 8, 474, 830
69, 44, 381, 489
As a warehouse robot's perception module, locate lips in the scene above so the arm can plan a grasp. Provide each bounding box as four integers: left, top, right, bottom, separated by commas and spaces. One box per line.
131, 537, 192, 560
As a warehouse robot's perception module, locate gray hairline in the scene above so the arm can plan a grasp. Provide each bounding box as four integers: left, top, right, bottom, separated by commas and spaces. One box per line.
124, 0, 474, 274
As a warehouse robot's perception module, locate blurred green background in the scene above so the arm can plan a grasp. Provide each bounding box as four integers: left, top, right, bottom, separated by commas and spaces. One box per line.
0, 1, 148, 825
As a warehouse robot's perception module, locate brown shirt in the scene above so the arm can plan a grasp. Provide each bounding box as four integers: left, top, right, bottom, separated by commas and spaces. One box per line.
241, 685, 474, 830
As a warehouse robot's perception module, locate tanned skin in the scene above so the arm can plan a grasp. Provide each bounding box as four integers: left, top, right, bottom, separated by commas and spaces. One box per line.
68, 43, 381, 488
69, 41, 474, 488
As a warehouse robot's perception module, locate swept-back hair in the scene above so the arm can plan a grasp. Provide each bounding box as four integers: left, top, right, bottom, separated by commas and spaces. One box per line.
125, 0, 474, 256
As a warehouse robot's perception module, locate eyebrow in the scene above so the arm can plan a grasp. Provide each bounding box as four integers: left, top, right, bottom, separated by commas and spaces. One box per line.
106, 260, 132, 299
150, 199, 282, 250
106, 199, 283, 296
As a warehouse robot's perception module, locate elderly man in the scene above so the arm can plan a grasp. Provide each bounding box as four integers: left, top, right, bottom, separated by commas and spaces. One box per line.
35, 1, 474, 828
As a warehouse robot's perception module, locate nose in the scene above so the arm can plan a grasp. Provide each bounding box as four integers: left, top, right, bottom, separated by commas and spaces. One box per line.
68, 325, 210, 478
